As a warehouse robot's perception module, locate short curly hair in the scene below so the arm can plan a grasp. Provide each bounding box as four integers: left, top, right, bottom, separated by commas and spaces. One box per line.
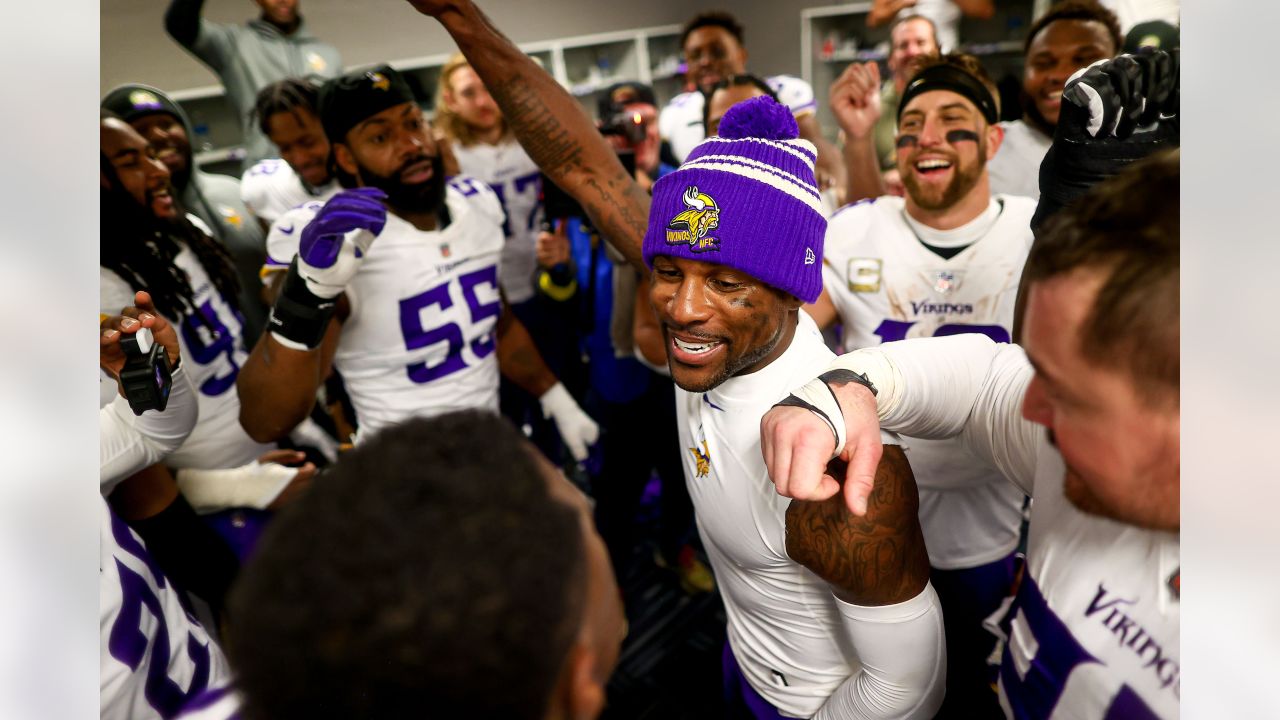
1025, 0, 1123, 56
680, 10, 745, 49
228, 411, 588, 720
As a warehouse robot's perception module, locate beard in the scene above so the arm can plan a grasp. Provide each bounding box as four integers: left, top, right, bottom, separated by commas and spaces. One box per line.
356, 153, 446, 217
662, 317, 789, 394
902, 141, 987, 212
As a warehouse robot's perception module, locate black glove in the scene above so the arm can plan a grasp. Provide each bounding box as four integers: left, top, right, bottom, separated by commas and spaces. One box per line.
1032, 48, 1179, 232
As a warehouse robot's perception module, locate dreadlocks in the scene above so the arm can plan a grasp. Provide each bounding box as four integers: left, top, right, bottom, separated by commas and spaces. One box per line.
100, 142, 241, 328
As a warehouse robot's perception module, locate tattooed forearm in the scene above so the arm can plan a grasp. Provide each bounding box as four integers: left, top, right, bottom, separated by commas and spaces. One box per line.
433, 0, 649, 273
785, 445, 930, 605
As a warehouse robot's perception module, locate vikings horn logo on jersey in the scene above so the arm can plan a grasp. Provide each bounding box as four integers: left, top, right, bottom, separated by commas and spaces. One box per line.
666, 186, 721, 253
690, 439, 712, 478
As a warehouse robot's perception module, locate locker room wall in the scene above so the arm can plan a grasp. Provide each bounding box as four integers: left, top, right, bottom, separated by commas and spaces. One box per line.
101, 0, 836, 95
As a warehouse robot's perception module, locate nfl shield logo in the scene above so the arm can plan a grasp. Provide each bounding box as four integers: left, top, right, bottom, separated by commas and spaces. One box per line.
932, 270, 961, 294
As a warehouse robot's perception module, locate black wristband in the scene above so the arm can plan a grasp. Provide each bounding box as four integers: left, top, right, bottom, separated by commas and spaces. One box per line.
818, 369, 878, 397
775, 393, 839, 441
267, 259, 337, 350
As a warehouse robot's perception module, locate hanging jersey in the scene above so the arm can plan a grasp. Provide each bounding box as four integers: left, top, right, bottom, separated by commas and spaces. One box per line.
239, 158, 340, 226
100, 498, 230, 720
678, 312, 939, 718
821, 195, 1035, 569
659, 75, 818, 163
451, 138, 544, 304
100, 231, 271, 470
266, 178, 506, 440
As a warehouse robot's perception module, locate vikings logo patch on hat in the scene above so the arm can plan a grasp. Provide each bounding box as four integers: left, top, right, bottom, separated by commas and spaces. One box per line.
367, 71, 391, 91
128, 90, 164, 112
666, 186, 721, 254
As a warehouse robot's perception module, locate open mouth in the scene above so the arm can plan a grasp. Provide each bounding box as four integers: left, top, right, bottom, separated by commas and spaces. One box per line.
400, 160, 433, 184
914, 157, 953, 177
150, 187, 175, 216
668, 331, 726, 366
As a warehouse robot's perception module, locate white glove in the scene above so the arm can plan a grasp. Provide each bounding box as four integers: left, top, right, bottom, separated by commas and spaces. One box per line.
539, 382, 599, 462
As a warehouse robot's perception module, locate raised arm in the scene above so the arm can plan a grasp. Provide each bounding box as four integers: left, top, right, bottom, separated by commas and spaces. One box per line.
407, 0, 650, 272
829, 62, 888, 203
163, 0, 204, 48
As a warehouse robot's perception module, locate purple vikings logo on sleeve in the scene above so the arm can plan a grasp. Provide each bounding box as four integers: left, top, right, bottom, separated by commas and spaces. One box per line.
666, 186, 721, 253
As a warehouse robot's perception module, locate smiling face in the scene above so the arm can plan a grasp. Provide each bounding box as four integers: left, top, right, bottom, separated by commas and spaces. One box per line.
649, 255, 800, 393
1024, 19, 1116, 128
684, 26, 748, 94
888, 17, 940, 86
1021, 267, 1180, 531
128, 112, 189, 183
101, 117, 177, 220
265, 106, 331, 187
335, 102, 445, 215
897, 89, 996, 213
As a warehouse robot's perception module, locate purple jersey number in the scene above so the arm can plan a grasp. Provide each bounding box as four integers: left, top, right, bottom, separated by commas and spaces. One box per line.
998, 576, 1160, 720
399, 265, 502, 383
107, 510, 214, 718
873, 319, 1011, 345
180, 299, 241, 396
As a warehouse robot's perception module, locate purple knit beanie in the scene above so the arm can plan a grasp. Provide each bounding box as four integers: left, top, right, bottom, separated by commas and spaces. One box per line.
642, 95, 826, 302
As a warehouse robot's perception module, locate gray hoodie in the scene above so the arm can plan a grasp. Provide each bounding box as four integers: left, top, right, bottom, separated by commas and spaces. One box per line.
102, 83, 269, 342
172, 12, 343, 170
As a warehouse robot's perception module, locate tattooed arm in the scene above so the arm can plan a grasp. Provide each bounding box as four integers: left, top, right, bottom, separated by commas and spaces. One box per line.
407, 0, 650, 272
787, 445, 945, 718
785, 444, 930, 604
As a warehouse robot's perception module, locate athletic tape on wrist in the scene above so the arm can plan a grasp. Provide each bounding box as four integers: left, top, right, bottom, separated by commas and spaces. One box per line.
175, 461, 297, 514
267, 259, 337, 350
776, 376, 848, 460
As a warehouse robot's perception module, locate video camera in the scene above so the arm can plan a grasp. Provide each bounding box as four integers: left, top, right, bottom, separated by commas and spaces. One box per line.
119, 327, 173, 415
599, 109, 648, 147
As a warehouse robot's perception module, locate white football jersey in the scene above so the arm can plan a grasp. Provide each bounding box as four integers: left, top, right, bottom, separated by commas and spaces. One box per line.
849, 337, 1180, 718
101, 230, 272, 470
266, 178, 506, 440
659, 75, 818, 163
100, 498, 230, 720
240, 158, 340, 226
821, 195, 1035, 568
678, 312, 943, 718
989, 120, 1053, 201
451, 138, 544, 305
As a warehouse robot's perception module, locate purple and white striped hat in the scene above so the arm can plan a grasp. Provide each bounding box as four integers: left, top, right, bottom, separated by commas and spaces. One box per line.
642, 95, 827, 302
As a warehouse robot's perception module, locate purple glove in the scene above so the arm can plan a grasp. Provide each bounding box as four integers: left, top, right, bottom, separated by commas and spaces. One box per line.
296, 188, 388, 298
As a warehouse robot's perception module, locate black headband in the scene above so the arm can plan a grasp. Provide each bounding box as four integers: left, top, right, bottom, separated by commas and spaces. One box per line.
898, 64, 998, 126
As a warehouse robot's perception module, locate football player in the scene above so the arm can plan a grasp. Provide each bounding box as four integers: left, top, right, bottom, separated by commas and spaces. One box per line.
406, 3, 947, 715
762, 53, 1179, 718
240, 78, 341, 231
808, 53, 1037, 716
238, 66, 598, 455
